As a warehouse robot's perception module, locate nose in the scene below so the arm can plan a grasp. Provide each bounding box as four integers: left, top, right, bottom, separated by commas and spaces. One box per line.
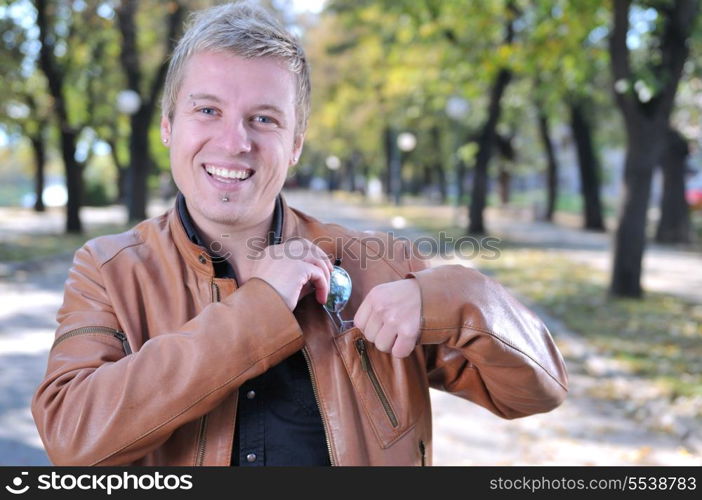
215, 116, 252, 155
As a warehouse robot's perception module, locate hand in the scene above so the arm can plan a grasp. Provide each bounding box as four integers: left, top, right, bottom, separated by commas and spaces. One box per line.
248, 238, 333, 310
354, 278, 422, 358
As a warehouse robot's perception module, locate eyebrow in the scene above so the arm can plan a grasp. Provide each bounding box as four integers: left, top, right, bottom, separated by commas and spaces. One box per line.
253, 104, 285, 116
188, 93, 223, 103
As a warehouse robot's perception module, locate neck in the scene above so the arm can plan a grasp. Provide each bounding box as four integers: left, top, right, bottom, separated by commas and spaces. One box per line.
187, 199, 278, 282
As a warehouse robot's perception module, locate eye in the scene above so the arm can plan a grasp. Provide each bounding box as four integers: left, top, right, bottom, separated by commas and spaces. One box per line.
251, 115, 276, 125
199, 107, 217, 115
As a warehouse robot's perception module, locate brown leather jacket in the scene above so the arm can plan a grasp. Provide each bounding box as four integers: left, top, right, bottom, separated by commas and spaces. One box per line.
32, 197, 568, 466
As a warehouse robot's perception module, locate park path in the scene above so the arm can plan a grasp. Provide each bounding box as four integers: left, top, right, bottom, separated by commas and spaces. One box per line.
0, 190, 699, 465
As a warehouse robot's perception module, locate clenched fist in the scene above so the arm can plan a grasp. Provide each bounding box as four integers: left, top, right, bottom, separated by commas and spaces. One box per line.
354, 278, 422, 358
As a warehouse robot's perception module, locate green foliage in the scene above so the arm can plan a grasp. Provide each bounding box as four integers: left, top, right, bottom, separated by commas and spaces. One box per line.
305, 0, 619, 189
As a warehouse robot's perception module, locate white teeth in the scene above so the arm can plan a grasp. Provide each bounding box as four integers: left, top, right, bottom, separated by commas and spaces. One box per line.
204, 164, 252, 180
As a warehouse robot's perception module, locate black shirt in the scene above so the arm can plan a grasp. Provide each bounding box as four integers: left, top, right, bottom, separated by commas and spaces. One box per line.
176, 193, 330, 466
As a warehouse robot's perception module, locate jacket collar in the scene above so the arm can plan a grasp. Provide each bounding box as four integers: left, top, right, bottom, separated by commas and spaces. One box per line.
168, 192, 288, 276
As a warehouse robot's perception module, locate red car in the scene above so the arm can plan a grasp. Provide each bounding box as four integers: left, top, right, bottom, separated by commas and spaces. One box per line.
687, 188, 702, 210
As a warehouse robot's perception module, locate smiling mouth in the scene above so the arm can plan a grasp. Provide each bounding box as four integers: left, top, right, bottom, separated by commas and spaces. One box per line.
203, 164, 254, 182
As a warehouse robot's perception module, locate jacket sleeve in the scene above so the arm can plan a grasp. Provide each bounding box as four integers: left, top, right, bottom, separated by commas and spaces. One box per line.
31, 245, 304, 466
407, 257, 568, 419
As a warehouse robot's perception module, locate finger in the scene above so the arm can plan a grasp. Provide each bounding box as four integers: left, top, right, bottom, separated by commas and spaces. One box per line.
354, 290, 374, 331
302, 256, 330, 300
302, 262, 329, 305
294, 239, 332, 282
299, 281, 314, 299
391, 327, 418, 358
308, 242, 333, 276
373, 323, 397, 353
362, 309, 383, 344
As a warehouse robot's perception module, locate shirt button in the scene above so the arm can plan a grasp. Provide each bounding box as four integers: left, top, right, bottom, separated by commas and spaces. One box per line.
246, 390, 256, 400
246, 453, 257, 463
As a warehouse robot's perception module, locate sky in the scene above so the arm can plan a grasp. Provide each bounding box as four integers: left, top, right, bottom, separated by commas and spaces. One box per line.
290, 0, 324, 14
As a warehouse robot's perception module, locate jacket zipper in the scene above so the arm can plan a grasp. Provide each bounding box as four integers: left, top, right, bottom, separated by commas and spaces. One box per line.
195, 280, 222, 466
355, 338, 399, 428
419, 440, 426, 466
51, 326, 131, 355
195, 412, 208, 466
302, 347, 336, 465
211, 280, 221, 302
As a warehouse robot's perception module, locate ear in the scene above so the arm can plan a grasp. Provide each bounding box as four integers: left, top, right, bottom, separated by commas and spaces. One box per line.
290, 133, 305, 166
160, 115, 172, 146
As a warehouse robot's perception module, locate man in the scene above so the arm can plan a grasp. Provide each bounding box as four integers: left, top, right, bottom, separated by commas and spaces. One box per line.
32, 2, 567, 466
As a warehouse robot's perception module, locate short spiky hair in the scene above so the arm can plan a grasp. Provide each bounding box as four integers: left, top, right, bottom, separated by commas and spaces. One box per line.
161, 1, 310, 134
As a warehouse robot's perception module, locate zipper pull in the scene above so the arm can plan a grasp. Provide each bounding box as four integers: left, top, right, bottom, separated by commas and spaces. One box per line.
114, 332, 132, 355
355, 338, 369, 372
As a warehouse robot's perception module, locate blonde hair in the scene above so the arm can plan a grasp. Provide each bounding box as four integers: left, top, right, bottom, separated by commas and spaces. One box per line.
162, 1, 310, 134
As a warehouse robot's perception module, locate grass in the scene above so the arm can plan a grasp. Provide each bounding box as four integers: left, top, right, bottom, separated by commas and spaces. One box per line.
332, 191, 702, 398
0, 223, 130, 263
476, 249, 702, 398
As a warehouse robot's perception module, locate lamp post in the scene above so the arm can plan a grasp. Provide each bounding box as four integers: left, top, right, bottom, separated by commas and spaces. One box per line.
116, 90, 141, 207
393, 132, 416, 205
325, 155, 341, 192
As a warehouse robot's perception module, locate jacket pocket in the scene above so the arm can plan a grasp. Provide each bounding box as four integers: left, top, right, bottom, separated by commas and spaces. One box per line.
334, 328, 428, 449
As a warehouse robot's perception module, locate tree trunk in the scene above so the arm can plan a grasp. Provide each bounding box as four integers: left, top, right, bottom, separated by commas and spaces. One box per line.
537, 111, 558, 222
467, 3, 516, 234
29, 134, 46, 212
383, 126, 396, 198
347, 151, 361, 192
468, 68, 511, 234
569, 98, 605, 231
611, 127, 659, 297
656, 128, 691, 243
384, 127, 402, 204
609, 0, 698, 297
498, 167, 511, 205
127, 108, 151, 221
118, 0, 184, 222
430, 125, 447, 203
455, 159, 466, 203
35, 0, 83, 233
61, 130, 84, 234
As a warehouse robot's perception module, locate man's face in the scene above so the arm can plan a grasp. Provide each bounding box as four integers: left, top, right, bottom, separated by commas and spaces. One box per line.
161, 51, 303, 229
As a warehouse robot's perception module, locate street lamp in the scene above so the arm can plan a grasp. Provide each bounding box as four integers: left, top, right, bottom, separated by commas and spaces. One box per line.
117, 89, 141, 210
116, 89, 141, 115
325, 155, 341, 170
325, 155, 341, 191
397, 132, 417, 153
392, 132, 416, 205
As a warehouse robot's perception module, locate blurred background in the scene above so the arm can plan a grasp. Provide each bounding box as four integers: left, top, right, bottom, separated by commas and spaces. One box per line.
0, 0, 701, 465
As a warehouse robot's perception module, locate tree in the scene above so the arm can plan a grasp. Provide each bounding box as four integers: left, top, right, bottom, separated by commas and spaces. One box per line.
0, 12, 52, 212
569, 98, 606, 231
656, 127, 691, 243
535, 100, 559, 221
33, 0, 123, 232
609, 0, 699, 297
115, 0, 185, 222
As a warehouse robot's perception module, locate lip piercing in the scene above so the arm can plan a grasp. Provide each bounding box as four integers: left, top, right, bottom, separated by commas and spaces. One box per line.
221, 194, 229, 202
